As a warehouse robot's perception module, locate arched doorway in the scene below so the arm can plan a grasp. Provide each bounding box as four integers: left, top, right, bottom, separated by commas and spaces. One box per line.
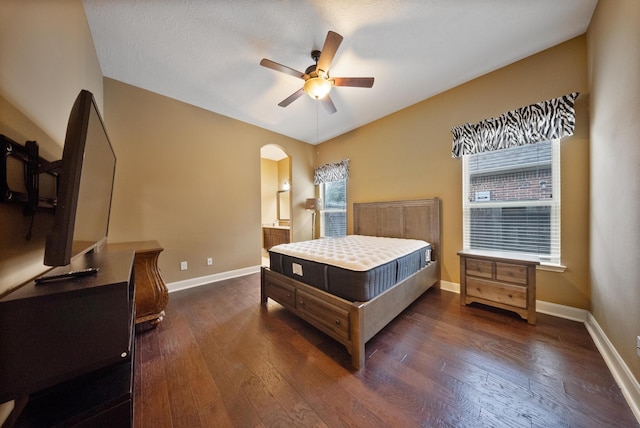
260, 145, 291, 265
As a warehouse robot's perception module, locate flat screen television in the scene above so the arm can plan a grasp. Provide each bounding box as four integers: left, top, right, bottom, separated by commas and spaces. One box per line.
43, 89, 116, 267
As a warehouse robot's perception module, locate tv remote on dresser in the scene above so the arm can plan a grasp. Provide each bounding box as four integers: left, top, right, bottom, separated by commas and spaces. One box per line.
35, 267, 100, 284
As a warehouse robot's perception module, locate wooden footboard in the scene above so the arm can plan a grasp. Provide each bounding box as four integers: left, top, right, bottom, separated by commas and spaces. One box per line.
261, 260, 439, 369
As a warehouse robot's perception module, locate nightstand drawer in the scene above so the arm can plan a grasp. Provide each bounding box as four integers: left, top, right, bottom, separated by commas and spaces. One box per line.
495, 262, 528, 285
466, 277, 527, 309
466, 258, 493, 279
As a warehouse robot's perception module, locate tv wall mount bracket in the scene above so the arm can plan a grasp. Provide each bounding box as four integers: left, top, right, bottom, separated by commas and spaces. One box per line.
1, 134, 59, 215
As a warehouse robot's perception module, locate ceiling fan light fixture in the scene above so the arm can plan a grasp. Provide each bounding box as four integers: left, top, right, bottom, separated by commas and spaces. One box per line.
261, 31, 372, 112
304, 77, 332, 99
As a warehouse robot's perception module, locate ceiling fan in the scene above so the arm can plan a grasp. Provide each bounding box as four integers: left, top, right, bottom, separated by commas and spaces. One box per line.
260, 31, 374, 114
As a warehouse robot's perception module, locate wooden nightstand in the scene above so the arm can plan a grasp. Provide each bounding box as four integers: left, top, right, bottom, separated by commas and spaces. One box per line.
458, 250, 539, 324
108, 240, 168, 327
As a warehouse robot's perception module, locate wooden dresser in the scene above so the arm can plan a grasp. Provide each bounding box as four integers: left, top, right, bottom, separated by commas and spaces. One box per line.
2, 251, 136, 426
458, 250, 539, 325
263, 226, 290, 249
108, 240, 168, 327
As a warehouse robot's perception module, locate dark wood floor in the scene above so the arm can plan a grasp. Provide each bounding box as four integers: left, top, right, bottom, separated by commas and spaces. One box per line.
133, 273, 638, 428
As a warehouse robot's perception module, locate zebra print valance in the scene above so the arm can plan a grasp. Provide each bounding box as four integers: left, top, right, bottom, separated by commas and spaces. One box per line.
451, 92, 579, 158
314, 159, 350, 185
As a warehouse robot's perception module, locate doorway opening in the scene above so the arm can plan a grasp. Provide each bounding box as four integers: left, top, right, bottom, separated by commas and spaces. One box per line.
260, 145, 291, 266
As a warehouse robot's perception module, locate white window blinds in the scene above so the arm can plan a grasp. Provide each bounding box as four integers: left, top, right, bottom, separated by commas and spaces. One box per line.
314, 160, 349, 238
320, 179, 347, 237
462, 140, 561, 264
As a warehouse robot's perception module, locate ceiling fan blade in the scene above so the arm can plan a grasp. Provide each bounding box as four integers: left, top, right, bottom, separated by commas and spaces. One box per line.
321, 95, 337, 114
260, 59, 305, 79
316, 31, 343, 74
332, 77, 375, 88
278, 88, 305, 107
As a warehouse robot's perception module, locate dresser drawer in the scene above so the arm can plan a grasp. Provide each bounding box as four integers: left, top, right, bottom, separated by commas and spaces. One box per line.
297, 289, 350, 341
466, 277, 527, 309
466, 258, 493, 279
495, 262, 528, 285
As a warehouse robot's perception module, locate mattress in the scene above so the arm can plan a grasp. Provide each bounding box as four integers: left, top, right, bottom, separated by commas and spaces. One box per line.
268, 235, 432, 302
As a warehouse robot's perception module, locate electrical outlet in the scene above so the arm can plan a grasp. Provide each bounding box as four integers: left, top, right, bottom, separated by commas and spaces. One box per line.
207, 257, 213, 266
180, 261, 188, 271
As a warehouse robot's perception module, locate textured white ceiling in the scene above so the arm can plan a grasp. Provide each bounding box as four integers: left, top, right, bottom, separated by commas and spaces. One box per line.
83, 0, 597, 144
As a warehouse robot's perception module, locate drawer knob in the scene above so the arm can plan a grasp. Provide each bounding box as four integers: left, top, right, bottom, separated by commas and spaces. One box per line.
508, 294, 513, 298
335, 320, 341, 325
299, 300, 304, 305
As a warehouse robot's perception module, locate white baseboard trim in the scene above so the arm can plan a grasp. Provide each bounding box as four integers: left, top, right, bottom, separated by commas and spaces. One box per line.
439, 280, 460, 294
167, 265, 262, 293
536, 300, 588, 322
585, 313, 640, 423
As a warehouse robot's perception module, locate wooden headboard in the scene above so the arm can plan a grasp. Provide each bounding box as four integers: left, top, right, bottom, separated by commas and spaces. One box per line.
353, 198, 442, 261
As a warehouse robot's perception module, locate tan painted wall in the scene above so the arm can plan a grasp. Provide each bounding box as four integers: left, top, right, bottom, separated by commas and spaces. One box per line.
317, 36, 590, 308
104, 79, 315, 283
0, 0, 104, 144
277, 158, 292, 225
0, 1, 103, 295
587, 0, 640, 383
261, 158, 278, 225
278, 157, 291, 192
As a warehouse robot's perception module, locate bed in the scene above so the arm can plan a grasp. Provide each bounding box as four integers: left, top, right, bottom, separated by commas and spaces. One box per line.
260, 198, 441, 369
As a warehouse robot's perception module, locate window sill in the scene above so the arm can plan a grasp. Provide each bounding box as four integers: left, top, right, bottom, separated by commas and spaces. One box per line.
538, 263, 567, 273
459, 249, 566, 272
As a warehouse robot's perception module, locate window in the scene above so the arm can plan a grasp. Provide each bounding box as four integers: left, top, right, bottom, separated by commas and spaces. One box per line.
462, 139, 560, 265
315, 159, 349, 238
320, 178, 347, 237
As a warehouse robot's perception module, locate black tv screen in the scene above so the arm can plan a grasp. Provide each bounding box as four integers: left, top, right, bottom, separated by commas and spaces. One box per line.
44, 90, 116, 267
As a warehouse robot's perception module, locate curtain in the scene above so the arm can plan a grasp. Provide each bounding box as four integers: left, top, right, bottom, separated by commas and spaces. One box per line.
451, 92, 579, 158
314, 159, 350, 185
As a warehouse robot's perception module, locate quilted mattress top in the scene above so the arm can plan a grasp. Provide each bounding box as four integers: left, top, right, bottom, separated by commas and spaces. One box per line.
269, 235, 430, 272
